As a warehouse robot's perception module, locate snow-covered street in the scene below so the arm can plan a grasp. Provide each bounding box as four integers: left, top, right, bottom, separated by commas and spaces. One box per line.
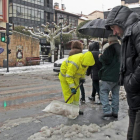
0, 64, 129, 140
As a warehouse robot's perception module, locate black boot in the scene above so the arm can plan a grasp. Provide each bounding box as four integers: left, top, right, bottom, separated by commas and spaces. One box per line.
88, 96, 95, 101
79, 111, 84, 115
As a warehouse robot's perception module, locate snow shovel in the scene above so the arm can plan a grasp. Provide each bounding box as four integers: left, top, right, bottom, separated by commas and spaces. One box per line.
42, 83, 82, 119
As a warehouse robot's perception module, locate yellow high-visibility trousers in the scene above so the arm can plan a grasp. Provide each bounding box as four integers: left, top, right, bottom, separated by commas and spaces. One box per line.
60, 79, 80, 105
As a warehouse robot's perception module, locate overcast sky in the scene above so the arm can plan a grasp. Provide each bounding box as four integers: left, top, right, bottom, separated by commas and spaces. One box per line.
53, 0, 121, 15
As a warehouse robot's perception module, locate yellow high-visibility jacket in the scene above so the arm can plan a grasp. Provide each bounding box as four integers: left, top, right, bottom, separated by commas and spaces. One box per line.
59, 51, 95, 104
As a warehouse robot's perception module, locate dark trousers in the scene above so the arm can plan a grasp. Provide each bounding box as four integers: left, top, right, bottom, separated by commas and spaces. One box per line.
92, 80, 100, 98
127, 109, 140, 140
80, 83, 85, 100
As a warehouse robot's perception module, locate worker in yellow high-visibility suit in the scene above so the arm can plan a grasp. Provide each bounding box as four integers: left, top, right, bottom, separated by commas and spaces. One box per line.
59, 51, 95, 106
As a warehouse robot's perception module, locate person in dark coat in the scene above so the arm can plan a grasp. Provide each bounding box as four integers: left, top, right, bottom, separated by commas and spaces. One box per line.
86, 42, 102, 102
105, 5, 140, 140
98, 34, 121, 118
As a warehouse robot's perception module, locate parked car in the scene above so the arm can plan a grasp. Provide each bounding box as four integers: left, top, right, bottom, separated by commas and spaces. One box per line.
53, 49, 88, 73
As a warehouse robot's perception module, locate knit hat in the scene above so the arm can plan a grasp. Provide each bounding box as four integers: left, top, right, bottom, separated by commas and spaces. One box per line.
108, 35, 118, 42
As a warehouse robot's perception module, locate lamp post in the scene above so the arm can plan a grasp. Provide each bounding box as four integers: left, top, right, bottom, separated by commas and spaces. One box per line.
59, 15, 63, 59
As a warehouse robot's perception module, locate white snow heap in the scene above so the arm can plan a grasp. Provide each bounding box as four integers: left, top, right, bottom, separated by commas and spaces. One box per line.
27, 116, 128, 140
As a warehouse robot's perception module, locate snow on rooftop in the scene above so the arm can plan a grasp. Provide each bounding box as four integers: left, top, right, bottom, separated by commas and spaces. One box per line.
80, 16, 89, 20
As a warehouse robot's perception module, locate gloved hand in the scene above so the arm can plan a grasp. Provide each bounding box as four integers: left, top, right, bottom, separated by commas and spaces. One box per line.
71, 88, 76, 94
80, 79, 85, 84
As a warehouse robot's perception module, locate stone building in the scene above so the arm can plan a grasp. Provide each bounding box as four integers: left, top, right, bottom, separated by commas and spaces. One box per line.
0, 31, 39, 67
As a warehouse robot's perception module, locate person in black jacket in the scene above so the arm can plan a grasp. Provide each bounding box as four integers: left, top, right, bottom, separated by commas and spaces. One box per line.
105, 5, 140, 140
87, 42, 102, 103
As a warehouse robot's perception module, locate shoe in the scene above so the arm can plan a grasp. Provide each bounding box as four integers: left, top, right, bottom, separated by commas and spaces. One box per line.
103, 113, 112, 117
79, 111, 84, 115
80, 98, 85, 103
112, 113, 118, 118
88, 96, 95, 101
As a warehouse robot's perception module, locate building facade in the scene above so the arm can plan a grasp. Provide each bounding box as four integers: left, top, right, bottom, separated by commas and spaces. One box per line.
86, 11, 104, 20
9, 0, 54, 28
54, 3, 80, 29
0, 0, 9, 29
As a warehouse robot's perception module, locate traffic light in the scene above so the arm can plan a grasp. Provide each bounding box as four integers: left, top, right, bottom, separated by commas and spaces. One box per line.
8, 49, 11, 54
6, 23, 13, 36
1, 33, 5, 42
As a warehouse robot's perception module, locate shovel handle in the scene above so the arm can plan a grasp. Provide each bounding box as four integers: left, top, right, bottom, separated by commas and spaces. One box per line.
65, 83, 83, 103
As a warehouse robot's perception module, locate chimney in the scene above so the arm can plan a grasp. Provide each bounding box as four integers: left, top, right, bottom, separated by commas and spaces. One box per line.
81, 11, 82, 16
54, 2, 59, 9
61, 4, 65, 10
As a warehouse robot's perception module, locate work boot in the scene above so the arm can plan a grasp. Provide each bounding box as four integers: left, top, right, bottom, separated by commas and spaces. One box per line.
103, 113, 112, 117
88, 96, 95, 101
79, 111, 84, 115
80, 98, 85, 103
112, 113, 118, 118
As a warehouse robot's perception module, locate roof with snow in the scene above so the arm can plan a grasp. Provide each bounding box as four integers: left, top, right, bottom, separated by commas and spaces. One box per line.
79, 16, 89, 20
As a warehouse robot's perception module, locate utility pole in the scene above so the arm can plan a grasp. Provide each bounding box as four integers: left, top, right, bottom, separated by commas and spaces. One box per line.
6, 23, 13, 72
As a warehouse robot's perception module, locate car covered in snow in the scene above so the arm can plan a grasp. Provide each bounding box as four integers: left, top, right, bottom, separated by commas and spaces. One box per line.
53, 49, 88, 73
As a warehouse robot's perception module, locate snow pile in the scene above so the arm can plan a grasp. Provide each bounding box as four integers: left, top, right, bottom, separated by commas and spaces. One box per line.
42, 100, 79, 119
0, 62, 53, 74
27, 123, 100, 140
27, 116, 128, 140
0, 117, 33, 132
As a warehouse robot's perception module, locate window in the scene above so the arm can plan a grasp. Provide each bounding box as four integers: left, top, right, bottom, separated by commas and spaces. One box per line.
37, 11, 41, 21
9, 5, 13, 17
13, 4, 16, 17
31, 8, 35, 20
27, 8, 31, 19
21, 6, 24, 18
17, 9, 21, 18
10, 4, 45, 24
24, 8, 28, 19
41, 0, 44, 6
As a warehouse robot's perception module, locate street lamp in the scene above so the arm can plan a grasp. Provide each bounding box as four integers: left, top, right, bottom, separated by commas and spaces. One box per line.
59, 15, 63, 59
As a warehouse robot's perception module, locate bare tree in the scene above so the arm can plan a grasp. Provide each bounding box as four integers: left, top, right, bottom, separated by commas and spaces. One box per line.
25, 22, 76, 51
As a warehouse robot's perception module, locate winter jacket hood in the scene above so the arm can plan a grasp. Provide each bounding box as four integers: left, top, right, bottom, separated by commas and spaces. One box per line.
105, 6, 139, 32
81, 51, 95, 66
89, 42, 99, 51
